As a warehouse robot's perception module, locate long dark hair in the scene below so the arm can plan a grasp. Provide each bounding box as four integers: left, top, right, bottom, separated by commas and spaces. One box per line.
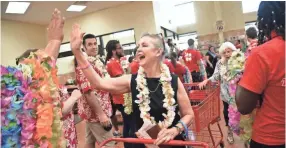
105, 40, 120, 64
257, 1, 285, 45
170, 52, 178, 68
208, 46, 215, 52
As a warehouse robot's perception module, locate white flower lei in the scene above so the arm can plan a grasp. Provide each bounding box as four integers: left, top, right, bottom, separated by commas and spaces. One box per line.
118, 56, 133, 115
135, 63, 176, 128
87, 56, 110, 78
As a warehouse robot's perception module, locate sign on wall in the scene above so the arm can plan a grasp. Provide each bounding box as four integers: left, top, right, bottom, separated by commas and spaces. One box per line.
215, 20, 225, 32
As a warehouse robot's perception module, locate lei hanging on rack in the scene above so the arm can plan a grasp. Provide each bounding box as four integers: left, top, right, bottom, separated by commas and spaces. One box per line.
120, 57, 133, 115
226, 51, 255, 143
1, 50, 65, 148
135, 63, 176, 128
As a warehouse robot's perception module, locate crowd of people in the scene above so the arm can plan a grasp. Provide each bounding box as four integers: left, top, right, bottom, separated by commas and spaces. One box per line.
1, 1, 285, 148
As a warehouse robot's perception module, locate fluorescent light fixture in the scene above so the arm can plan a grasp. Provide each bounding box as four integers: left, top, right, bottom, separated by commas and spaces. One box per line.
6, 2, 30, 14
67, 5, 86, 12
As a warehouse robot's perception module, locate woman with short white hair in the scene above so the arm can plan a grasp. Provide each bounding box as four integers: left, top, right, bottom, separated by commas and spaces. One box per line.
70, 24, 194, 148
198, 41, 237, 144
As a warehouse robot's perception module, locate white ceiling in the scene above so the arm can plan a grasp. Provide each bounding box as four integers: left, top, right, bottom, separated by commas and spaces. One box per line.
1, 1, 130, 25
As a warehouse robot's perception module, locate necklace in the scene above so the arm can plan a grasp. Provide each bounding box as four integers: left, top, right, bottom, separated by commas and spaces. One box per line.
148, 81, 161, 93
135, 63, 176, 128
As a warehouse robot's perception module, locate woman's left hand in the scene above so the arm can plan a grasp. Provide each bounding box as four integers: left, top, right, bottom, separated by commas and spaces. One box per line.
154, 127, 179, 146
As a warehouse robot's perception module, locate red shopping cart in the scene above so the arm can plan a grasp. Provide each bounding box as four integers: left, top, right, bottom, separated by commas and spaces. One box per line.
99, 82, 223, 148
184, 82, 224, 148
99, 138, 209, 147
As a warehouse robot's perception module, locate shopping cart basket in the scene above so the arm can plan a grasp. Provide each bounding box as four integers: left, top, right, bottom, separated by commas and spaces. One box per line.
183, 82, 224, 148
99, 82, 223, 148
99, 138, 209, 147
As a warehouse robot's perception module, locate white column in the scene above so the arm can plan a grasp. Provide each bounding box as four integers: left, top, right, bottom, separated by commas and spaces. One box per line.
214, 1, 224, 43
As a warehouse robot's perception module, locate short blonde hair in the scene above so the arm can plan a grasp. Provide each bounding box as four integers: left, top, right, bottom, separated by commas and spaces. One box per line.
218, 42, 237, 54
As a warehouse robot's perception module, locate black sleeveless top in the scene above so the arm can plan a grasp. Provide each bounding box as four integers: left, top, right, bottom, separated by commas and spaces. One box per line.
129, 74, 184, 148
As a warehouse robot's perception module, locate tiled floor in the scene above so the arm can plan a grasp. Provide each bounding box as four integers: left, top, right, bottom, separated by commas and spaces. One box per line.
75, 101, 246, 147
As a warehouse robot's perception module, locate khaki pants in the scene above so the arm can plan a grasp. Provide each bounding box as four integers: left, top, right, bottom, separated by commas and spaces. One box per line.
85, 121, 115, 146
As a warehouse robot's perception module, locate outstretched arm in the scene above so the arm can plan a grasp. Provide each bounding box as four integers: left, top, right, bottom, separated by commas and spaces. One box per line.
70, 24, 131, 94
44, 9, 65, 60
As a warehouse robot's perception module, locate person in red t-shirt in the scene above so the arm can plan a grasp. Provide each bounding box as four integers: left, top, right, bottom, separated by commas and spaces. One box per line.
236, 1, 285, 147
163, 58, 175, 74
182, 39, 207, 82
235, 40, 242, 50
128, 46, 140, 74
170, 52, 186, 82
245, 27, 258, 58
129, 56, 139, 74
105, 40, 134, 147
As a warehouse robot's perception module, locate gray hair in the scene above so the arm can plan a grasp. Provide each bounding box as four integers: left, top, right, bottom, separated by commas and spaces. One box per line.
218, 42, 237, 54
141, 33, 164, 49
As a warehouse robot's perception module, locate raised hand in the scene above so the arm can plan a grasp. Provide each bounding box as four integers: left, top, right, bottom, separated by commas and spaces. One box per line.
70, 24, 85, 53
47, 8, 65, 42
45, 8, 65, 60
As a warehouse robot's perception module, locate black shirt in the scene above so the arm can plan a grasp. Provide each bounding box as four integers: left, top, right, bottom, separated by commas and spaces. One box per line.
129, 74, 184, 148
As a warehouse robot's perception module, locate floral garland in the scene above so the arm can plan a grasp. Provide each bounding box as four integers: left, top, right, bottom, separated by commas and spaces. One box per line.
1, 50, 65, 148
120, 57, 133, 115
226, 51, 255, 143
1, 66, 27, 148
226, 51, 245, 82
87, 56, 110, 78
135, 64, 176, 128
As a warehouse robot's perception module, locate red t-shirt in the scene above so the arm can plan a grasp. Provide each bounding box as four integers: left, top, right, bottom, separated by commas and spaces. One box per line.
182, 48, 201, 72
163, 59, 175, 73
173, 62, 186, 82
130, 60, 139, 74
106, 58, 124, 104
239, 36, 285, 145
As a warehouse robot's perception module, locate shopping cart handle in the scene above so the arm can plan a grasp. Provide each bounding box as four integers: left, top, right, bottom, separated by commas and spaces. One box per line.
99, 138, 209, 147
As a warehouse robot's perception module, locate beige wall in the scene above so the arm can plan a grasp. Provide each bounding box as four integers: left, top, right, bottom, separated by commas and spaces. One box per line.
1, 1, 156, 73
1, 20, 46, 66
177, 1, 258, 35
62, 1, 157, 43
221, 1, 245, 31
244, 12, 257, 23
176, 1, 217, 35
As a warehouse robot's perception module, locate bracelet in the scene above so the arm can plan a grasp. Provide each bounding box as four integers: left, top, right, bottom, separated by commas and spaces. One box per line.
80, 63, 91, 70
178, 120, 188, 139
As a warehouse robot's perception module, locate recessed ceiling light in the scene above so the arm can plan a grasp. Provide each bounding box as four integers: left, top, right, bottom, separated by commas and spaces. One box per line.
6, 2, 30, 14
66, 5, 86, 12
